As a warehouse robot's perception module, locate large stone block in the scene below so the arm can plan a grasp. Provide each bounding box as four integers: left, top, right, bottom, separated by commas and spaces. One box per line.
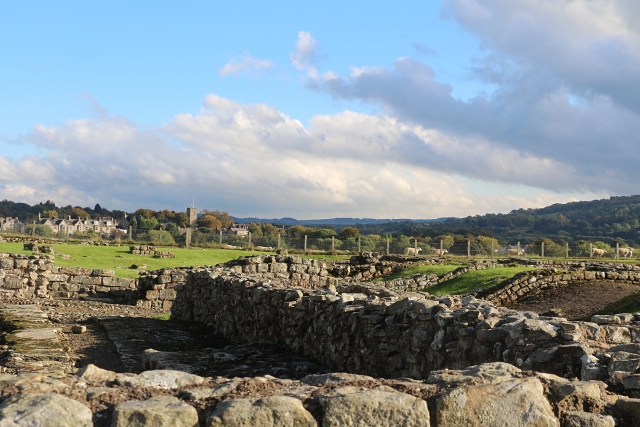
0, 393, 92, 427
319, 387, 429, 427
437, 377, 558, 427
111, 396, 198, 427
207, 396, 316, 427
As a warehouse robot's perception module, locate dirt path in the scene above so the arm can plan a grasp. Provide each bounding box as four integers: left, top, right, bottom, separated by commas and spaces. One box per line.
508, 280, 640, 320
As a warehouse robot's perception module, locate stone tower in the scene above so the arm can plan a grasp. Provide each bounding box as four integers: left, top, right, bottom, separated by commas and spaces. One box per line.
187, 206, 197, 227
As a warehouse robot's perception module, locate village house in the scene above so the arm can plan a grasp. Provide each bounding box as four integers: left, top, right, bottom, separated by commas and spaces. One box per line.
225, 222, 250, 237
0, 217, 22, 232
36, 214, 123, 236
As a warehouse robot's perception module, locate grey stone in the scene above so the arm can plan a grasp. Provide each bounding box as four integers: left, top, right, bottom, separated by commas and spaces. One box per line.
562, 411, 615, 427
319, 386, 429, 427
300, 372, 374, 386
0, 393, 92, 427
116, 370, 205, 389
207, 396, 316, 427
76, 364, 117, 382
111, 395, 198, 427
437, 377, 558, 427
427, 362, 521, 387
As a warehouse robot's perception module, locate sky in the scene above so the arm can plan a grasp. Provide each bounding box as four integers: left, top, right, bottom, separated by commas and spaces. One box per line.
1, 0, 638, 219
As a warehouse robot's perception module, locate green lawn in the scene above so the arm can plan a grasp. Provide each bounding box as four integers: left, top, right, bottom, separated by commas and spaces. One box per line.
0, 242, 349, 278
373, 263, 466, 282
425, 267, 534, 296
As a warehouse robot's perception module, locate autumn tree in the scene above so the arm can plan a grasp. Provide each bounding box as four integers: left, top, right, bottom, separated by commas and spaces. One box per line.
197, 215, 221, 230
338, 226, 360, 239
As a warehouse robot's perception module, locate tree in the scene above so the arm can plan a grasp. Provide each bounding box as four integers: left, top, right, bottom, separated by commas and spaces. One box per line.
197, 215, 221, 230
41, 210, 58, 219
338, 226, 360, 239
248, 222, 263, 237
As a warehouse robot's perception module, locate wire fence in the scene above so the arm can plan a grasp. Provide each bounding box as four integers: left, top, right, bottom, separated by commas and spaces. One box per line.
1, 226, 636, 259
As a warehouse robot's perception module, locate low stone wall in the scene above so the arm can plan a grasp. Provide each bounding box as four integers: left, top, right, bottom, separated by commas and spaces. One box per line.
0, 252, 137, 302
171, 266, 640, 382
130, 245, 157, 255
482, 263, 640, 304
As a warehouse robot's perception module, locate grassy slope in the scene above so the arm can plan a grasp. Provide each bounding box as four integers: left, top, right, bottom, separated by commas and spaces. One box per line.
594, 291, 640, 315
0, 242, 348, 278
373, 264, 466, 282
426, 267, 534, 296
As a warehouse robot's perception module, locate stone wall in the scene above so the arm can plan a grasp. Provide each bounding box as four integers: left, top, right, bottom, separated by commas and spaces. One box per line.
170, 265, 640, 382
0, 252, 137, 302
482, 263, 640, 304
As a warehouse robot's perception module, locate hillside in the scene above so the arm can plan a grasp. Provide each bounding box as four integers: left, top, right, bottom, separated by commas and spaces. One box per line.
390, 195, 640, 245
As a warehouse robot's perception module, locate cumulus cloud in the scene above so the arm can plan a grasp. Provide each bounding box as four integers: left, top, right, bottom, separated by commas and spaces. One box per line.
0, 95, 592, 217
308, 0, 640, 196
290, 31, 318, 71
219, 55, 274, 77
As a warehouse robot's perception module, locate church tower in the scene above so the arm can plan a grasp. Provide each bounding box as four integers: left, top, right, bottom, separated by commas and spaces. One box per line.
187, 206, 197, 227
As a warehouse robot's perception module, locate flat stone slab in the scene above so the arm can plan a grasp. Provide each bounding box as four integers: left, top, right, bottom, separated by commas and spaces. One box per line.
15, 328, 59, 340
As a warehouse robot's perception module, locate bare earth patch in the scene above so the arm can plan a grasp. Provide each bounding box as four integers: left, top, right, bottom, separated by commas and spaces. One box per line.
508, 280, 640, 320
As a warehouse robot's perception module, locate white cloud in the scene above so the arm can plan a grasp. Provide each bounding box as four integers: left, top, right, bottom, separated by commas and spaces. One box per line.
0, 95, 601, 218
290, 31, 318, 72
219, 55, 274, 77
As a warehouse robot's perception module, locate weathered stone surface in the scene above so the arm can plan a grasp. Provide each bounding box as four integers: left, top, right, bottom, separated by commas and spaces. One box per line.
0, 393, 92, 427
207, 396, 316, 427
427, 362, 521, 387
319, 387, 429, 427
111, 395, 198, 427
76, 364, 117, 382
300, 372, 374, 386
437, 377, 558, 427
116, 370, 205, 389
561, 411, 615, 427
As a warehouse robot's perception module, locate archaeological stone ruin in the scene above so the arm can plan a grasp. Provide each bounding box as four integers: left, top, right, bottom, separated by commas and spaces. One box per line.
3, 249, 640, 425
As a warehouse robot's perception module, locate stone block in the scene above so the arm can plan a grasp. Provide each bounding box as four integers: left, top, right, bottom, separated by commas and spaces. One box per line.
0, 393, 93, 427
207, 396, 316, 427
111, 396, 198, 427
320, 387, 429, 427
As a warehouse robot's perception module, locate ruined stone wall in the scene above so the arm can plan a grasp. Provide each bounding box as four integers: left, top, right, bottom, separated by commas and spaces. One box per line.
482, 264, 640, 304
171, 266, 640, 381
0, 252, 137, 301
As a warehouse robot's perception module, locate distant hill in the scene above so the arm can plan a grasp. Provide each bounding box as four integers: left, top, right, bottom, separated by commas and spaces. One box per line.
230, 216, 449, 226
391, 195, 640, 245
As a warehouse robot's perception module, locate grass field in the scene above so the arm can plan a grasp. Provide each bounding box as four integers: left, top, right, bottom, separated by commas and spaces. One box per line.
0, 242, 348, 278
425, 267, 534, 296
373, 263, 467, 282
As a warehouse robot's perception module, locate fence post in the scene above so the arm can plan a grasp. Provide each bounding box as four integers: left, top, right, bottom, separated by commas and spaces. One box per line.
186, 228, 191, 248
277, 233, 281, 250
331, 236, 335, 252
491, 241, 493, 259
386, 238, 390, 255
541, 242, 545, 258
358, 236, 361, 253
304, 235, 307, 255
467, 240, 471, 257
129, 226, 132, 240
415, 238, 418, 256
440, 240, 444, 257
219, 229, 222, 245
517, 242, 520, 257
589, 243, 593, 259
616, 242, 619, 259
31, 220, 36, 237
248, 232, 252, 248
565, 242, 569, 259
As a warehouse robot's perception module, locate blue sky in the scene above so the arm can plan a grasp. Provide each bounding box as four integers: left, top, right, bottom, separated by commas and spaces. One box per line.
1, 1, 638, 218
